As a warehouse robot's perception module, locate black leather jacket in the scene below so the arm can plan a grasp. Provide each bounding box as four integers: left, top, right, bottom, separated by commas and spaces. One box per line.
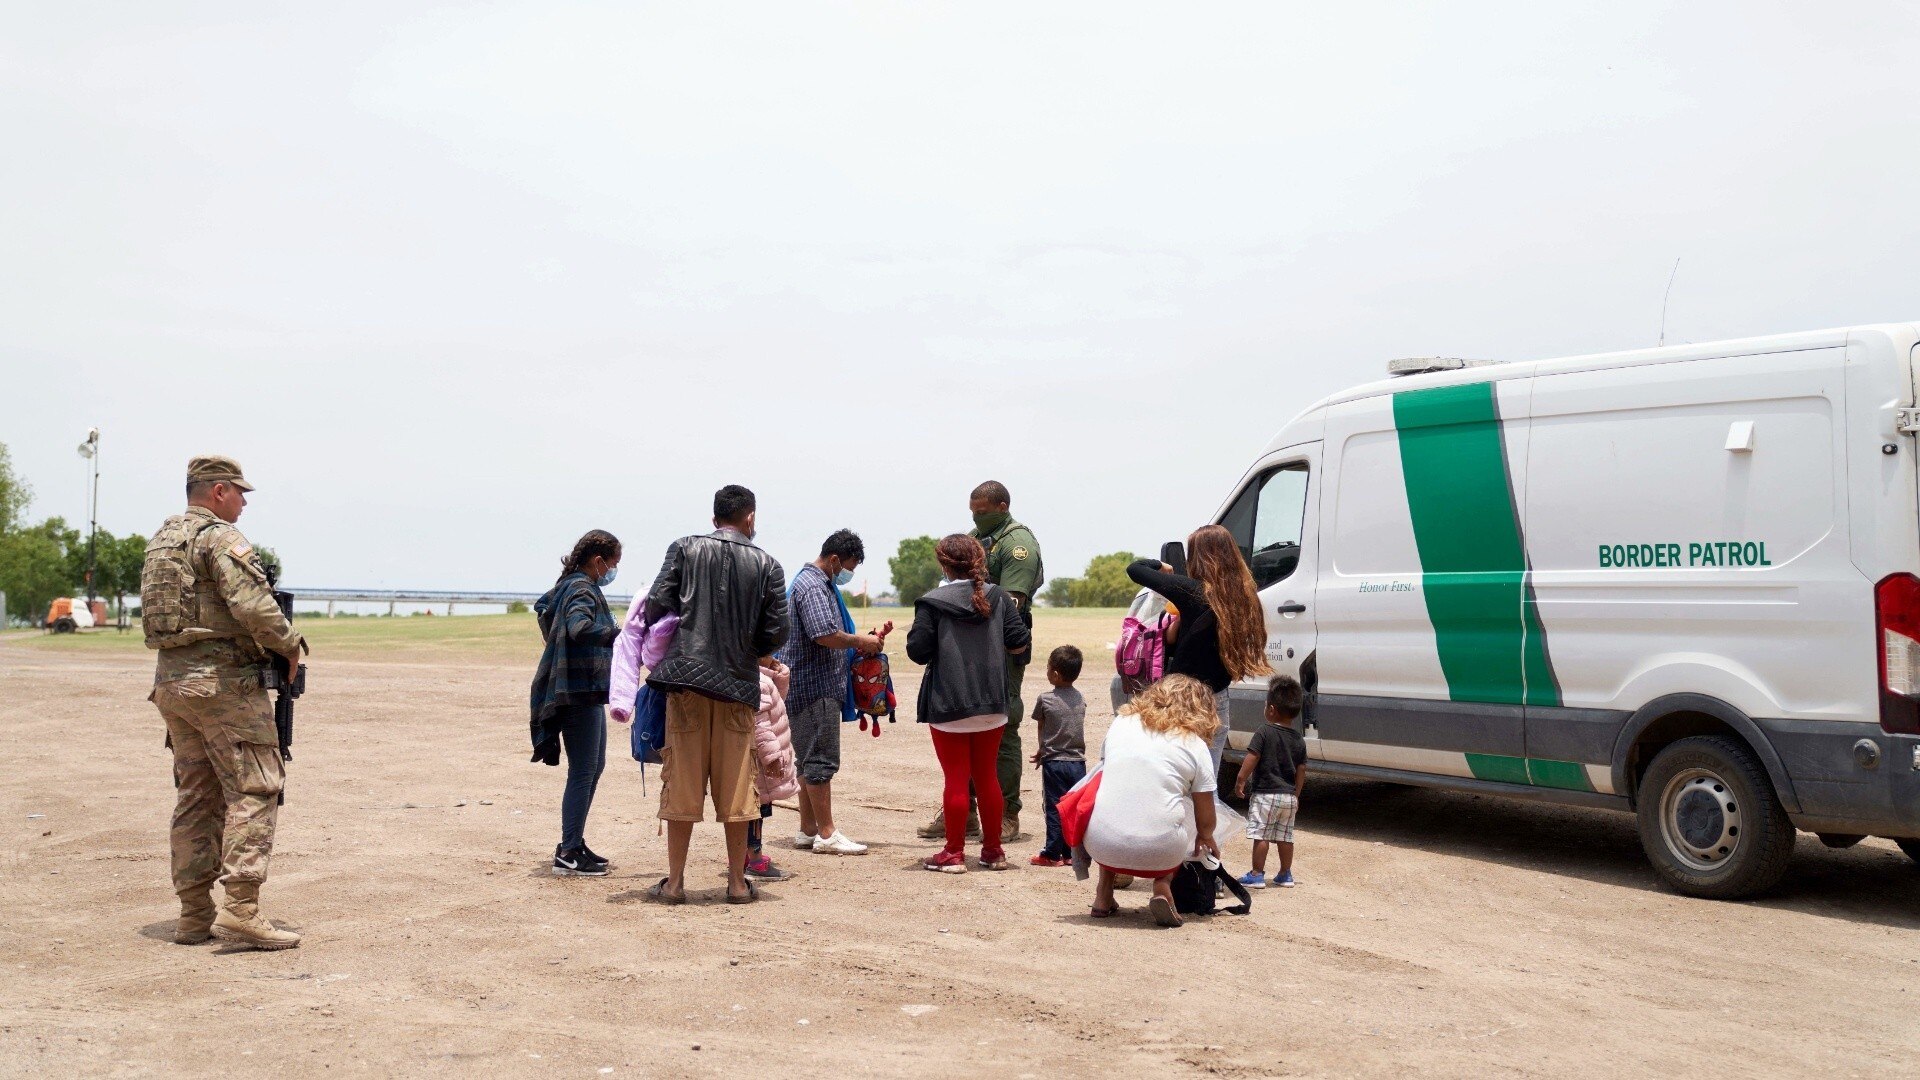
643, 528, 789, 707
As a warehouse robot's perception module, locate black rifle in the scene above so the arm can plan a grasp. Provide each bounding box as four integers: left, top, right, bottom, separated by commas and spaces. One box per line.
260, 563, 306, 805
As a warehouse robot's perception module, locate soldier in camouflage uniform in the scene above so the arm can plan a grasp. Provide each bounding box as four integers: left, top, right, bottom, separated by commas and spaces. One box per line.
143, 456, 306, 950
919, 481, 1044, 844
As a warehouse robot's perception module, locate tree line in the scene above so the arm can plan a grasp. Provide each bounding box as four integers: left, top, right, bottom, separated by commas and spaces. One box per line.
0, 441, 279, 626
886, 534, 1138, 607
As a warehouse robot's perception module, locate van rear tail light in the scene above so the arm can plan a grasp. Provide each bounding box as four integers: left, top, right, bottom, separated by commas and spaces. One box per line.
1875, 573, 1920, 733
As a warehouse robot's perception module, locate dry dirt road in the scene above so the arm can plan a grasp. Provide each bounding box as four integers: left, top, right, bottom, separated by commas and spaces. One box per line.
5, 636, 1920, 1078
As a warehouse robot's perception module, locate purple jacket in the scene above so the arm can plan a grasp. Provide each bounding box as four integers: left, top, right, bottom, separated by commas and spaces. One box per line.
610, 610, 679, 722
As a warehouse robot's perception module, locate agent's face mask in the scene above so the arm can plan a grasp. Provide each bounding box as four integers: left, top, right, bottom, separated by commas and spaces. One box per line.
833, 567, 854, 587
973, 510, 1010, 535
595, 566, 618, 588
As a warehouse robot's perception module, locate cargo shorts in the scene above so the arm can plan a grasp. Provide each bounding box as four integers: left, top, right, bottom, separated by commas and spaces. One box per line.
657, 691, 759, 824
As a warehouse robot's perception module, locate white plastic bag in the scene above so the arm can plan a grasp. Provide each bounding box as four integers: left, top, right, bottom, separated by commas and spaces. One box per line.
1212, 801, 1247, 851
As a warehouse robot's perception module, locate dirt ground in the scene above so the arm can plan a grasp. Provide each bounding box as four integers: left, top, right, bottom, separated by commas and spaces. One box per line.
5, 627, 1920, 1078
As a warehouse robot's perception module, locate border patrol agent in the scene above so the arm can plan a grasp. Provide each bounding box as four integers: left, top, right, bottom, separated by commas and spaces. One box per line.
919, 480, 1044, 844
142, 456, 306, 949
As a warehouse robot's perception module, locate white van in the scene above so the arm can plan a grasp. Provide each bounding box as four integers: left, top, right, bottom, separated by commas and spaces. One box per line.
1184, 323, 1920, 898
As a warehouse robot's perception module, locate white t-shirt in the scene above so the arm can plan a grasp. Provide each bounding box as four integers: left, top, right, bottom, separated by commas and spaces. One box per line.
1083, 712, 1217, 873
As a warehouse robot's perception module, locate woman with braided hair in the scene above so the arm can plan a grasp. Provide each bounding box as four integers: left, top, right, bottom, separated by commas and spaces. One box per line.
530, 529, 622, 876
905, 534, 1031, 873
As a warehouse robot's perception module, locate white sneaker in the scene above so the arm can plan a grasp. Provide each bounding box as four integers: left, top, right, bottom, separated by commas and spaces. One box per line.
793, 832, 817, 850
812, 830, 868, 856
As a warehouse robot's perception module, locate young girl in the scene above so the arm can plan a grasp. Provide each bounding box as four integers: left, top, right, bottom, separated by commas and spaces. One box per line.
1083, 674, 1222, 928
906, 534, 1032, 873
530, 529, 622, 877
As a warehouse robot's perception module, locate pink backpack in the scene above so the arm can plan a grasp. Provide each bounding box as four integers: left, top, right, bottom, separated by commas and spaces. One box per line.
1116, 610, 1173, 695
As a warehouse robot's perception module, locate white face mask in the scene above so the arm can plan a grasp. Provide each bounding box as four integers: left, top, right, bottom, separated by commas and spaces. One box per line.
594, 566, 618, 588
833, 567, 854, 587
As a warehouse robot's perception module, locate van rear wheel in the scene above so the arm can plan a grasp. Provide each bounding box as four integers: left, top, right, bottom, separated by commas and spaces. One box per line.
1636, 736, 1795, 899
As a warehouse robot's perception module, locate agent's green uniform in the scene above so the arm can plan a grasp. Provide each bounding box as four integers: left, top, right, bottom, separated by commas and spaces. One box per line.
972, 517, 1043, 819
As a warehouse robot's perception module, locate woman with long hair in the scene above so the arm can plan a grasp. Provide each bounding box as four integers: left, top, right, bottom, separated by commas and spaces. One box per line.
1083, 674, 1222, 927
905, 534, 1032, 873
530, 529, 622, 876
1126, 524, 1272, 773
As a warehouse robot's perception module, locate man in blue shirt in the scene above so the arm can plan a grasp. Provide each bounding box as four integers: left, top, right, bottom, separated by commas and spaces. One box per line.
779, 529, 886, 856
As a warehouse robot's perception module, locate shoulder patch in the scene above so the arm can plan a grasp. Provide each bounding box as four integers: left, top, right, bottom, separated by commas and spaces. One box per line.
230, 542, 253, 559
1011, 546, 1030, 561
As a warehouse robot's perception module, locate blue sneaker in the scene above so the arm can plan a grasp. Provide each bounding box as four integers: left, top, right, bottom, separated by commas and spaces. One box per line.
1275, 870, 1295, 888
1238, 870, 1266, 890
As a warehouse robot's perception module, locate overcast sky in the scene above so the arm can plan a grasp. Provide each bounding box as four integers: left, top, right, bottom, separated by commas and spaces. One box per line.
5, 2, 1918, 596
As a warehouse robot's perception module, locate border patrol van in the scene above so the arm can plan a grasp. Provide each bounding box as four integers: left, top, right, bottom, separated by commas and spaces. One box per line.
1191, 323, 1920, 898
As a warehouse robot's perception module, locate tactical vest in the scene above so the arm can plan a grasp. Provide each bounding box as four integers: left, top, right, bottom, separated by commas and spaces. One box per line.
141, 514, 248, 649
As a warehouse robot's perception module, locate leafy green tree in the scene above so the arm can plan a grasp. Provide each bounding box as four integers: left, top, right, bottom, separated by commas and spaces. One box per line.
254, 545, 282, 581
0, 442, 28, 535
98, 531, 148, 617
1068, 551, 1140, 608
888, 535, 941, 606
1043, 578, 1079, 607
0, 530, 69, 623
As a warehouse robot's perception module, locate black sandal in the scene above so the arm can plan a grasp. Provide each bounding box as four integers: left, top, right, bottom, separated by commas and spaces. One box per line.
727, 880, 759, 905
1148, 895, 1183, 928
647, 877, 687, 905
1090, 904, 1119, 919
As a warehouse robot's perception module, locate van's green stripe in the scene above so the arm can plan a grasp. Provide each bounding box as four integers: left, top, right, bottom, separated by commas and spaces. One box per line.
1466, 754, 1594, 792
1393, 382, 1558, 707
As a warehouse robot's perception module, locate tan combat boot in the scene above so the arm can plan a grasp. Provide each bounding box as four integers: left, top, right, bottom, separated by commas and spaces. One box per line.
916, 809, 947, 839
176, 894, 216, 945
917, 808, 982, 840
212, 882, 301, 950
1000, 811, 1021, 844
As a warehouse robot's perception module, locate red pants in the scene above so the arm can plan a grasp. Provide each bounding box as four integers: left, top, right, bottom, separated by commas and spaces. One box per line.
931, 726, 1004, 854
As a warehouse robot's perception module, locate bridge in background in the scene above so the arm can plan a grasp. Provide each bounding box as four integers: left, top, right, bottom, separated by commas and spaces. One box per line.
285, 588, 636, 617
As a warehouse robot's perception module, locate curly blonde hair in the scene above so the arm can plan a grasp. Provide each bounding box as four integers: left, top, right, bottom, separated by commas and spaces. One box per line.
1125, 674, 1220, 742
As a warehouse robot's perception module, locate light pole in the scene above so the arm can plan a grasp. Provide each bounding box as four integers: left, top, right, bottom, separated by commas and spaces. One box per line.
76, 428, 99, 603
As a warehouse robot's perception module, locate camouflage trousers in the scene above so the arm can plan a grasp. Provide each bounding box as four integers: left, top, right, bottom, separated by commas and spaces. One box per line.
153, 676, 284, 901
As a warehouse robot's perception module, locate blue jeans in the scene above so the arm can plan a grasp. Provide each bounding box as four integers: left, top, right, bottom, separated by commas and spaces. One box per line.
1040, 759, 1087, 858
555, 704, 606, 853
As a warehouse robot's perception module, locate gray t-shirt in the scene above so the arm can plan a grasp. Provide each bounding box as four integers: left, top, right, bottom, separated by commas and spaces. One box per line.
1031, 686, 1087, 762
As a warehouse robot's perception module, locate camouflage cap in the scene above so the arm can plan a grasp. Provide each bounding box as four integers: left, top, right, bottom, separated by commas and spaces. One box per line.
187, 455, 255, 492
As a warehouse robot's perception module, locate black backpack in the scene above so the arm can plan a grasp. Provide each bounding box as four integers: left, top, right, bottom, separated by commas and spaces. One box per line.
1170, 858, 1253, 916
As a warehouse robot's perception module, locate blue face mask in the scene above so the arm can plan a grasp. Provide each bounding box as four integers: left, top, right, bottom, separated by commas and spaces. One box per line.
594, 566, 618, 588
833, 568, 854, 587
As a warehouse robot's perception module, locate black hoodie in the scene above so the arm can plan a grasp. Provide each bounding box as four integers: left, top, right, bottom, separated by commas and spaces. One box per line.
906, 581, 1032, 725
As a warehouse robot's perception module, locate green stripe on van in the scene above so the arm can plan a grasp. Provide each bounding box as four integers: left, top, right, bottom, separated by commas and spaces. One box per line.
1467, 754, 1594, 792
1392, 382, 1560, 709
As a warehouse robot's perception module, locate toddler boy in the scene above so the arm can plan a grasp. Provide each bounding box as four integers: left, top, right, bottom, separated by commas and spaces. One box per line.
1235, 674, 1309, 888
1028, 645, 1087, 866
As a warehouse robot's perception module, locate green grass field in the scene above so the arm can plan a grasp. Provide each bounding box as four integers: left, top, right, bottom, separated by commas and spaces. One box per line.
2, 606, 1130, 668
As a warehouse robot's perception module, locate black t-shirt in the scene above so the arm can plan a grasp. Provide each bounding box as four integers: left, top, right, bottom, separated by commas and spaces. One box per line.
1245, 722, 1307, 794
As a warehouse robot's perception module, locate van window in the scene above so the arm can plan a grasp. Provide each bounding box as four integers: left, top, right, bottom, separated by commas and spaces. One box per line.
1221, 463, 1309, 590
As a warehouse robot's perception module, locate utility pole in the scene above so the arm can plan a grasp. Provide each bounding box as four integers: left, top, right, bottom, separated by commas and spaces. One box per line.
77, 428, 99, 602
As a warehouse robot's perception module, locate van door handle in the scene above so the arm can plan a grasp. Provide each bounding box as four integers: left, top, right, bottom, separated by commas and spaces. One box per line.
1276, 602, 1307, 614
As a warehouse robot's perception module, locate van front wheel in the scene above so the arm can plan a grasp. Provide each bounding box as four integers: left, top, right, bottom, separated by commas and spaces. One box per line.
1636, 736, 1795, 899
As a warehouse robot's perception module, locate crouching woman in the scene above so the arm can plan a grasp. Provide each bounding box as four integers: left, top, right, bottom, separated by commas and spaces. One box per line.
1083, 674, 1220, 927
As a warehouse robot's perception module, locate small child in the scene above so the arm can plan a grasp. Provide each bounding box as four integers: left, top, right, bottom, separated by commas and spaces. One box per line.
1029, 645, 1088, 867
747, 658, 800, 881
1235, 674, 1308, 889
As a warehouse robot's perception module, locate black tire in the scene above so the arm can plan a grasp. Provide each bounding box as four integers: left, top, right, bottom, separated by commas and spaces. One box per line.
1636, 735, 1795, 899
1894, 838, 1920, 865
52, 617, 75, 634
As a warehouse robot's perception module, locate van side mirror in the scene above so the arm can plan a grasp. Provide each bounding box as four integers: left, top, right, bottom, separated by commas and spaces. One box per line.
1160, 541, 1187, 577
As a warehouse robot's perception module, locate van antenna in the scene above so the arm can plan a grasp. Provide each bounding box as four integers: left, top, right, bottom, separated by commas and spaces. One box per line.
1658, 257, 1681, 346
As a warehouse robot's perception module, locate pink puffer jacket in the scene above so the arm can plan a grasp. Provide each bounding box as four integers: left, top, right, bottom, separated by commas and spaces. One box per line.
755, 660, 800, 802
